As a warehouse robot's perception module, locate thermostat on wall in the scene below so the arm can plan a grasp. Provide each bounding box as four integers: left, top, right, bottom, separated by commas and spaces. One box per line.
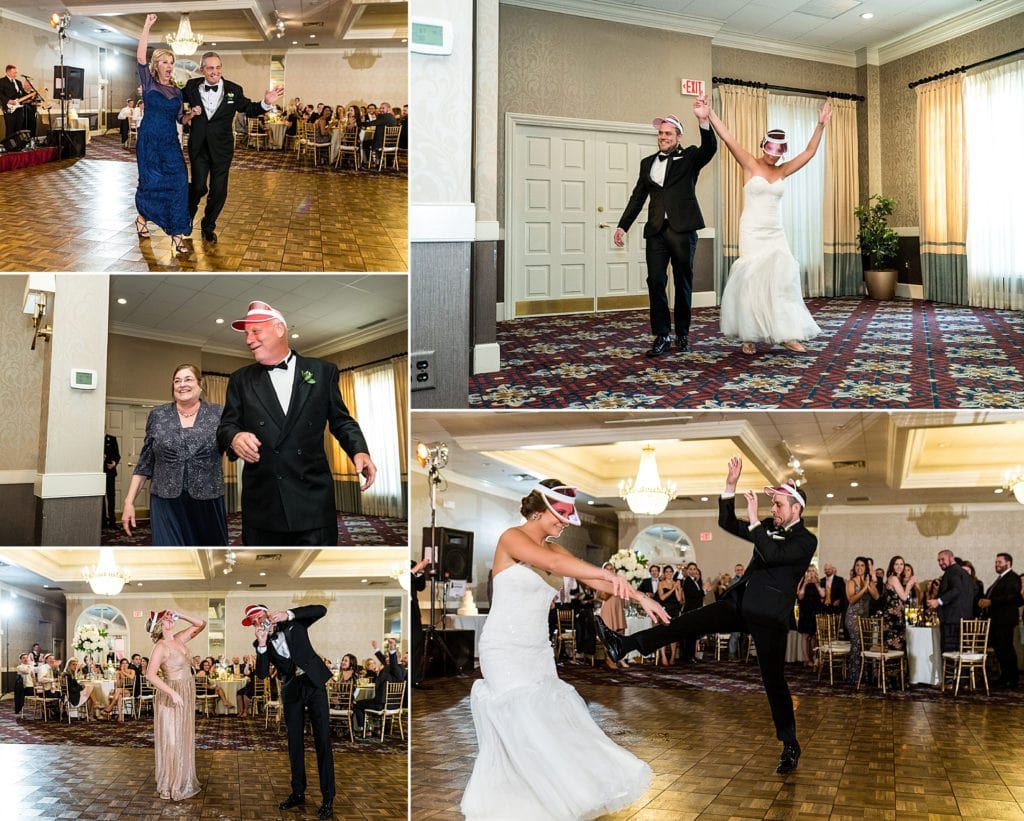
70, 368, 98, 390
410, 17, 452, 55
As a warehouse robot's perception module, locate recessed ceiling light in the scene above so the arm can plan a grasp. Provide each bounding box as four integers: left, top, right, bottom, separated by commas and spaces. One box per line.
42, 584, 50, 589
700, 496, 708, 502
994, 488, 1004, 494
259, 571, 266, 577
861, 12, 874, 20
826, 492, 835, 499
211, 42, 217, 46
137, 582, 143, 586
586, 500, 594, 505
309, 34, 316, 39
117, 297, 127, 304
216, 318, 224, 324
292, 41, 298, 45
361, 578, 368, 584
401, 38, 408, 43
850, 481, 859, 488
236, 580, 242, 584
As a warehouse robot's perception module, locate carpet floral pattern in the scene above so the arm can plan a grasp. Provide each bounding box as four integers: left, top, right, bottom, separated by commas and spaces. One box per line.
469, 298, 1024, 409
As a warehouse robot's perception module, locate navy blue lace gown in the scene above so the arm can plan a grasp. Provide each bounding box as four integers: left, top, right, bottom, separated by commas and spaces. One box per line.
135, 64, 191, 236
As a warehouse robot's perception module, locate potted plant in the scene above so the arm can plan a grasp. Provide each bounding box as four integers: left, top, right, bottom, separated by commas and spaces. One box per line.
854, 194, 900, 300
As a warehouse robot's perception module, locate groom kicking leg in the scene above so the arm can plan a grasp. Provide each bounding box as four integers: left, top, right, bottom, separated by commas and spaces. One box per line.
597, 457, 816, 774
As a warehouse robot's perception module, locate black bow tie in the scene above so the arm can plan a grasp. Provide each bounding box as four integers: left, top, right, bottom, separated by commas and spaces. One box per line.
263, 353, 293, 372
204, 84, 219, 92
657, 153, 671, 161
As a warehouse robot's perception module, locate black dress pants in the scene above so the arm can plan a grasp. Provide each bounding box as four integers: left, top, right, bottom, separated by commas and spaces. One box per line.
627, 597, 798, 745
243, 524, 337, 546
645, 226, 698, 338
282, 676, 335, 802
991, 623, 1019, 685
188, 147, 231, 232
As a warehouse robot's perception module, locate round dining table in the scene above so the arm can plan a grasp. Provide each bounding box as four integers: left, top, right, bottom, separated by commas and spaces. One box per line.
264, 121, 287, 149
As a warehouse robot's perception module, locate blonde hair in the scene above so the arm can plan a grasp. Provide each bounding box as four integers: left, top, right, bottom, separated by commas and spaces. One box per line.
146, 614, 164, 642
149, 48, 176, 83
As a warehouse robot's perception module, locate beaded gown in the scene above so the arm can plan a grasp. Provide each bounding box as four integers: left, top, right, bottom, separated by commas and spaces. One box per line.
461, 562, 651, 820
153, 645, 200, 801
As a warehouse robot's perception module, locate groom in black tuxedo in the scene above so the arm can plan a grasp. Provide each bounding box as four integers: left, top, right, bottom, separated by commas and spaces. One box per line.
217, 300, 377, 546
182, 52, 285, 243
248, 604, 335, 819
615, 97, 717, 357
597, 457, 816, 774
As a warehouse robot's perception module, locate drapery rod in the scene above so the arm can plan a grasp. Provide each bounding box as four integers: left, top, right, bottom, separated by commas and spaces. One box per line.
712, 76, 864, 102
908, 46, 1024, 89
201, 352, 406, 379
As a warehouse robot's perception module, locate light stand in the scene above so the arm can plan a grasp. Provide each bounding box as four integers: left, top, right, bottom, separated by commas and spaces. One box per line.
415, 442, 464, 679
49, 12, 71, 159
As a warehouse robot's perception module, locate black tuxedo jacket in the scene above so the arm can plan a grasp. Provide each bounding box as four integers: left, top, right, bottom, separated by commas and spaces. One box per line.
104, 434, 120, 476
217, 353, 369, 531
682, 576, 705, 611
821, 575, 847, 612
937, 563, 975, 626
253, 604, 332, 701
718, 496, 817, 631
411, 563, 426, 632
182, 78, 266, 164
637, 577, 657, 596
617, 125, 717, 238
0, 76, 23, 106
368, 649, 406, 708
984, 570, 1023, 627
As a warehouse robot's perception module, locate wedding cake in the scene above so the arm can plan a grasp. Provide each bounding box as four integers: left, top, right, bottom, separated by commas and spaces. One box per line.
457, 591, 479, 616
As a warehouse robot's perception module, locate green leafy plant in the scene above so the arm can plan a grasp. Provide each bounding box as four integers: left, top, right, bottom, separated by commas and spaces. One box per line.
854, 194, 900, 269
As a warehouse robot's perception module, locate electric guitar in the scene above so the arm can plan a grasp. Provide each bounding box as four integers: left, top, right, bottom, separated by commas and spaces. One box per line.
6, 87, 49, 113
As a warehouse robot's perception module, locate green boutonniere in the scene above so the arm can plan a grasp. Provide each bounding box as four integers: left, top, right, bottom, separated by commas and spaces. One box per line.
301, 370, 316, 385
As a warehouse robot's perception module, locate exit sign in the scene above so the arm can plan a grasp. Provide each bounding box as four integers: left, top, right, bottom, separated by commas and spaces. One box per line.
680, 79, 705, 97
700, 531, 712, 542
133, 610, 145, 618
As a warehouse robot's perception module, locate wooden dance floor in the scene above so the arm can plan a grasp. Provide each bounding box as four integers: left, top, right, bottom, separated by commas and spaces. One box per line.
0, 157, 407, 273
0, 742, 407, 820
412, 670, 1024, 820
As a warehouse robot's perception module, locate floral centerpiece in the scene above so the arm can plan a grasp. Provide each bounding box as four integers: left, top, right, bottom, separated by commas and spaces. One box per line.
74, 623, 108, 655
607, 549, 649, 585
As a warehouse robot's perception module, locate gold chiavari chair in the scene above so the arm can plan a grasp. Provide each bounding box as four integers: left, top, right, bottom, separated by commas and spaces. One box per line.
815, 613, 851, 686
250, 676, 267, 717
247, 118, 267, 151
334, 127, 360, 170
328, 680, 355, 741
194, 674, 219, 717
376, 125, 401, 171
554, 606, 576, 662
362, 681, 405, 741
856, 615, 906, 693
941, 618, 990, 696
263, 676, 282, 729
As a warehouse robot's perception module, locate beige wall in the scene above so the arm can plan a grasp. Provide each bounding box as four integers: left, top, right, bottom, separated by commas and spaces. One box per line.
326, 330, 406, 370
0, 277, 44, 473
880, 12, 1024, 225
498, 6, 714, 226
216, 50, 407, 114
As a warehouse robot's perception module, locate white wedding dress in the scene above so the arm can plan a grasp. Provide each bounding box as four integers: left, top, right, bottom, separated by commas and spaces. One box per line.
720, 176, 821, 344
461, 562, 651, 821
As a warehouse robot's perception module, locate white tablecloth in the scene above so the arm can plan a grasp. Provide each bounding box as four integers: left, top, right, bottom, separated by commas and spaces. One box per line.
907, 625, 941, 685
624, 613, 652, 662
212, 678, 244, 714
786, 630, 806, 663
265, 122, 287, 149
445, 614, 488, 657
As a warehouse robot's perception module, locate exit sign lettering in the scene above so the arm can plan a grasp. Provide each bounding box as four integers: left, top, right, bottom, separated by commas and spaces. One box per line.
680, 79, 705, 97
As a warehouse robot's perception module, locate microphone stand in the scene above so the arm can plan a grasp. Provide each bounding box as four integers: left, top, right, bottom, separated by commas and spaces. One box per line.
55, 18, 70, 158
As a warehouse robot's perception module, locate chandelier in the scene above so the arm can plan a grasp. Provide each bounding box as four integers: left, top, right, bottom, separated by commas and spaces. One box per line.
165, 14, 203, 57
1006, 466, 1024, 504
619, 445, 676, 516
82, 548, 130, 596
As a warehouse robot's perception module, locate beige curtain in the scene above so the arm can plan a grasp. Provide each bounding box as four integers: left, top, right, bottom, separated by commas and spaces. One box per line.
203, 374, 240, 514
916, 75, 967, 304
822, 97, 863, 295
713, 85, 767, 297
392, 356, 408, 513
326, 370, 362, 514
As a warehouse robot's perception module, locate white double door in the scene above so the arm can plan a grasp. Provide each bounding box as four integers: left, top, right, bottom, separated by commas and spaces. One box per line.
105, 402, 153, 516
507, 114, 660, 318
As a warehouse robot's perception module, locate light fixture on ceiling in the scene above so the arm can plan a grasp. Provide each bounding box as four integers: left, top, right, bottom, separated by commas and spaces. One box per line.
907, 504, 968, 539
165, 14, 203, 57
82, 548, 130, 596
222, 550, 236, 575
619, 445, 676, 516
272, 10, 286, 38
783, 442, 806, 486
1004, 466, 1024, 504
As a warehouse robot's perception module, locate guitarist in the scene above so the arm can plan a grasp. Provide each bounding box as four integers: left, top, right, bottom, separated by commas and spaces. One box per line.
1, 64, 27, 138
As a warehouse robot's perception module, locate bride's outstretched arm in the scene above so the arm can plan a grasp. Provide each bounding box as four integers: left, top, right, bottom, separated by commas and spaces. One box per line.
779, 100, 831, 178
703, 98, 758, 174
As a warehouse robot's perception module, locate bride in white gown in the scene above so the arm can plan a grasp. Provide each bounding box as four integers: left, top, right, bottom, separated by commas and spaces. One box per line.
461, 480, 670, 821
709, 97, 831, 354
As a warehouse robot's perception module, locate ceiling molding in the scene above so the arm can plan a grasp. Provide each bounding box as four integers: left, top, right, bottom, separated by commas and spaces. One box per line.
712, 32, 858, 68
411, 463, 532, 507
109, 325, 236, 357
0, 7, 120, 50
304, 316, 408, 358
500, 0, 722, 38
876, 0, 1024, 65
822, 502, 1023, 515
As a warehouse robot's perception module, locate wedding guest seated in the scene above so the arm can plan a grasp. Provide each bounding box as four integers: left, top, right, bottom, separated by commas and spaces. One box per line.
191, 655, 202, 673
196, 658, 236, 712
353, 639, 405, 736
314, 108, 333, 144
236, 664, 257, 717
38, 655, 62, 698
338, 653, 361, 683
63, 659, 102, 719
102, 658, 136, 721
90, 662, 104, 677
14, 653, 34, 718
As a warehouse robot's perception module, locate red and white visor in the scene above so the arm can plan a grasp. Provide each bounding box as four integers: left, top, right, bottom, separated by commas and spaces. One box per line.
532, 483, 581, 526
764, 483, 806, 507
652, 115, 684, 134
231, 301, 285, 331
760, 129, 788, 157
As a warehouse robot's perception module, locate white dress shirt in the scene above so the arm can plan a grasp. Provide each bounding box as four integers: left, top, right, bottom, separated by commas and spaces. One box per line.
268, 350, 296, 414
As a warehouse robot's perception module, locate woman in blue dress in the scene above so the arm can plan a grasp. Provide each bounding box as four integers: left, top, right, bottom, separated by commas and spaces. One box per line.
135, 14, 194, 254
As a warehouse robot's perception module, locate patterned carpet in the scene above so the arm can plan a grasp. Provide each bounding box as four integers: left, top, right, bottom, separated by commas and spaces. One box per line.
469, 297, 1024, 408
83, 131, 404, 178
0, 698, 405, 754
100, 512, 408, 547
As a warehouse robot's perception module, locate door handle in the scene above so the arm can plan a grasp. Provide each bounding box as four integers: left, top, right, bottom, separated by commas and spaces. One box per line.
598, 223, 609, 229
597, 206, 604, 212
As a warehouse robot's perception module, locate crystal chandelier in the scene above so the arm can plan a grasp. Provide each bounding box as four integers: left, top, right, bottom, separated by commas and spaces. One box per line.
1005, 466, 1024, 504
619, 445, 676, 516
82, 548, 130, 596
165, 14, 203, 57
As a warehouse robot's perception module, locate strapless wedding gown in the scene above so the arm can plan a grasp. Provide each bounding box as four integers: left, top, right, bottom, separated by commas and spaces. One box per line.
461, 562, 651, 820
720, 176, 821, 344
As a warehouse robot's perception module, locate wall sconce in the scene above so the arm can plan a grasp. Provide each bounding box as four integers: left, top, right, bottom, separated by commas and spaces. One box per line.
23, 274, 55, 350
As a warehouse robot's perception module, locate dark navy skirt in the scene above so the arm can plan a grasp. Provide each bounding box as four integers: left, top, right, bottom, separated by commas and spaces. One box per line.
150, 492, 228, 546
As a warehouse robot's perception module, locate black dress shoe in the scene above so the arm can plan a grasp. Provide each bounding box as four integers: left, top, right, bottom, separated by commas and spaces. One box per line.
317, 802, 334, 819
594, 616, 632, 664
776, 742, 801, 774
645, 335, 673, 357
278, 794, 305, 810
675, 335, 689, 351
201, 228, 217, 243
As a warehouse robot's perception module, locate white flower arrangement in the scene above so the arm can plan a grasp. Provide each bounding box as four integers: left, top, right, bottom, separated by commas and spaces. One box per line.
73, 623, 108, 654
608, 549, 649, 585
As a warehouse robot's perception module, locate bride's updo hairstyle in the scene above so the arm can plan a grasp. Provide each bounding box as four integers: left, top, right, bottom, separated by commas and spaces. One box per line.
520, 478, 566, 519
